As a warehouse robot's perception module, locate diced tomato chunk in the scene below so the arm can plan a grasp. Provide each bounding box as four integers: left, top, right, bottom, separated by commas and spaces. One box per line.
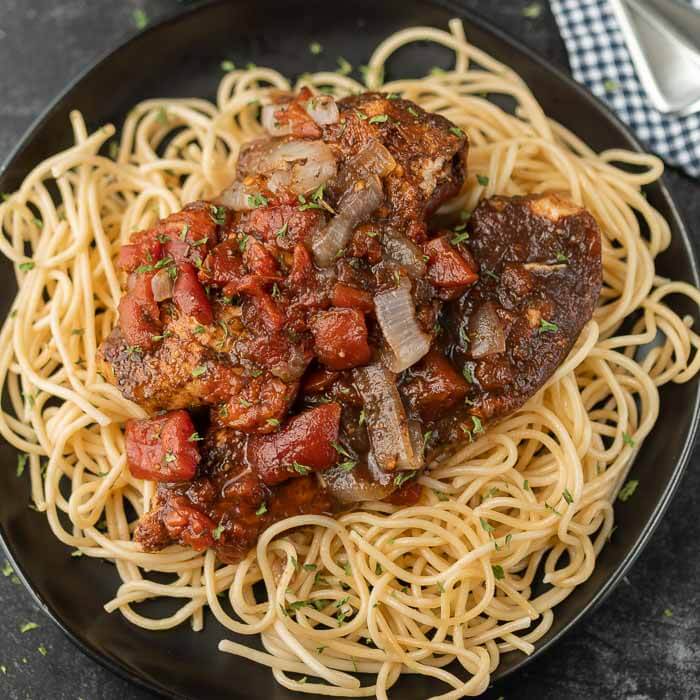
201, 239, 282, 300
283, 243, 328, 310
331, 283, 374, 313
162, 495, 215, 551
275, 88, 322, 139
164, 237, 195, 265
423, 235, 479, 289
118, 238, 163, 273
249, 403, 342, 485
125, 409, 201, 482
118, 297, 158, 351
310, 308, 372, 370
402, 349, 469, 420
117, 244, 142, 273
173, 263, 213, 324
243, 239, 279, 277
200, 240, 245, 285
130, 272, 160, 318
247, 292, 285, 333
218, 375, 297, 433
118, 271, 161, 351
288, 244, 314, 288
242, 206, 324, 249
385, 479, 423, 506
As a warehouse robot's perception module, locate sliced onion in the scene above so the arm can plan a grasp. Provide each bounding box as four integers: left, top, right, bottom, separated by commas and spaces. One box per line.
382, 233, 426, 278
151, 268, 174, 302
352, 363, 424, 472
237, 137, 273, 176
217, 181, 257, 211
306, 95, 339, 126
320, 457, 395, 504
312, 175, 383, 267
374, 280, 431, 372
333, 139, 396, 194
407, 420, 424, 462
267, 169, 292, 193
284, 141, 336, 195
469, 301, 506, 359
238, 139, 336, 196
261, 104, 292, 136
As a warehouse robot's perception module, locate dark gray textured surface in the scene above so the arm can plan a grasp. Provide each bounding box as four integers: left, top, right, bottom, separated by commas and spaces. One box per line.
0, 1, 698, 698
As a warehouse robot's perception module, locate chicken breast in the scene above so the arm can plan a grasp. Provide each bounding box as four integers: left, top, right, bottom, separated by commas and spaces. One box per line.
420, 192, 602, 443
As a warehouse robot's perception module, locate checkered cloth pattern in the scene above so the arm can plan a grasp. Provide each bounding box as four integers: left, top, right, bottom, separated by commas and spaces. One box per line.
550, 0, 700, 177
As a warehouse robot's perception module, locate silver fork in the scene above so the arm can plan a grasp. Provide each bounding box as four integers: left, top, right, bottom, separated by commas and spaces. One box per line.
609, 0, 700, 115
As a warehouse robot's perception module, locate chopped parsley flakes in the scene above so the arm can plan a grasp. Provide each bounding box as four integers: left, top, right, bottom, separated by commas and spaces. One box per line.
480, 517, 495, 534
132, 8, 148, 30
394, 471, 416, 488
618, 479, 639, 502
336, 56, 352, 75
212, 521, 225, 540
522, 3, 542, 19
247, 193, 269, 208
209, 205, 227, 225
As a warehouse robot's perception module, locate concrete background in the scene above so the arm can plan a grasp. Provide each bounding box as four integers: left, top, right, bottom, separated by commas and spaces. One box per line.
0, 1, 698, 698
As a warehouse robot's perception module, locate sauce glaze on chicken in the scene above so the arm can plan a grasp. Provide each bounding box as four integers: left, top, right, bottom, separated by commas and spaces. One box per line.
98, 90, 602, 563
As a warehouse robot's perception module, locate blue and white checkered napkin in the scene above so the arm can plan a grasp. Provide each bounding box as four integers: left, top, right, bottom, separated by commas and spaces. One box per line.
550, 0, 700, 177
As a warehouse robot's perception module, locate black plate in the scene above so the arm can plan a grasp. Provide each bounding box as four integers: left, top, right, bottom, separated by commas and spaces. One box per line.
1, 1, 698, 698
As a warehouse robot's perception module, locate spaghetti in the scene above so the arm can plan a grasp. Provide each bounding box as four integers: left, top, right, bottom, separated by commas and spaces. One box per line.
1, 19, 698, 699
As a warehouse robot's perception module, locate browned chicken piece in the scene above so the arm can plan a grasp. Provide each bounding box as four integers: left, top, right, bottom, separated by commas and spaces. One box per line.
421, 193, 602, 444
135, 418, 335, 564
99, 303, 241, 411
324, 92, 467, 242
98, 300, 303, 433
97, 200, 321, 430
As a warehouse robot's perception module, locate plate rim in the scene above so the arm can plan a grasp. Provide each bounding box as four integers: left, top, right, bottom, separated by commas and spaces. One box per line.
1, 1, 698, 698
